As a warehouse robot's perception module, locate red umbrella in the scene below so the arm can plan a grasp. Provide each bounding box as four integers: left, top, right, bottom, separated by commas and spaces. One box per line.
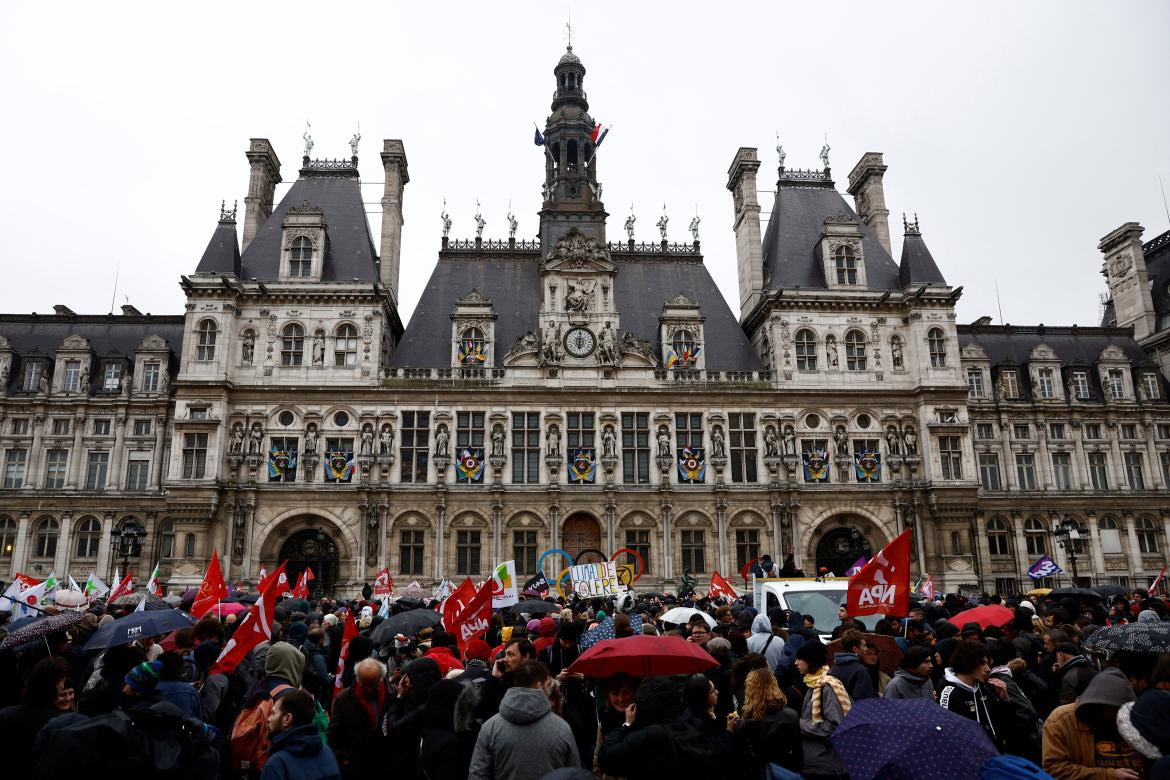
947, 604, 1014, 630
567, 635, 717, 678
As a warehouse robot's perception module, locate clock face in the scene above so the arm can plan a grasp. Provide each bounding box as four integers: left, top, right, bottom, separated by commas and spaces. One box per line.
564, 327, 596, 358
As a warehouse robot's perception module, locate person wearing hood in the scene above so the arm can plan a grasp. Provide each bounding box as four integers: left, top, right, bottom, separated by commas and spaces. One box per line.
1043, 667, 1142, 780
329, 658, 391, 780
884, 646, 935, 701
266, 641, 306, 692
828, 630, 875, 701
1052, 642, 1099, 708
1118, 689, 1170, 779
469, 660, 579, 780
745, 613, 785, 671
383, 657, 443, 780
937, 640, 1008, 746
263, 688, 341, 780
540, 622, 581, 677
987, 638, 1043, 766
418, 678, 479, 780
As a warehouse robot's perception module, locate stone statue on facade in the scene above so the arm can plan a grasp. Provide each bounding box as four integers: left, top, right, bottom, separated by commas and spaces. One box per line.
242, 331, 255, 365
379, 423, 394, 455
491, 424, 506, 457
783, 426, 797, 456
507, 209, 518, 240
312, 334, 325, 366
434, 425, 450, 457
303, 121, 313, 157
474, 204, 486, 239
1066, 377, 1078, 401
764, 426, 780, 458
776, 132, 786, 168
540, 320, 562, 365
441, 200, 452, 238
657, 210, 669, 240
366, 513, 378, 560
248, 423, 263, 455
0, 363, 8, 394
834, 425, 849, 458
597, 321, 617, 366
903, 425, 918, 455
624, 208, 636, 240
678, 569, 697, 599
360, 424, 374, 455
891, 338, 903, 369
39, 373, 49, 395
545, 424, 561, 458
602, 425, 617, 459
349, 126, 361, 158
230, 423, 245, 454
158, 372, 168, 394
689, 214, 700, 241
304, 423, 319, 453
120, 373, 131, 397
79, 364, 89, 392
711, 425, 726, 458
564, 278, 593, 312
819, 141, 831, 169
657, 427, 672, 458
885, 425, 901, 455
826, 335, 839, 368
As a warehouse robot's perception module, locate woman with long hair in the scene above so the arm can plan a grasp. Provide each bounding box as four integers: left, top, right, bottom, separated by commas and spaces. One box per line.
727, 667, 802, 778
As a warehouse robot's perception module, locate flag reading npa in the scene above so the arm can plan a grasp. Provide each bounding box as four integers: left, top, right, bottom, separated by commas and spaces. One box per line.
847, 529, 911, 617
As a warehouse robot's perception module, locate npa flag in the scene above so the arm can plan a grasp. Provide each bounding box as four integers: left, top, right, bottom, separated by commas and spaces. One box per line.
210, 561, 286, 675
589, 122, 610, 147
334, 611, 359, 691
1027, 555, 1063, 580
108, 571, 136, 602
257, 567, 269, 590
292, 567, 315, 599
491, 560, 519, 609
441, 577, 476, 633
845, 556, 868, 576
847, 529, 912, 617
146, 563, 163, 597
276, 567, 291, 596
523, 571, 551, 598
373, 567, 393, 597
708, 571, 739, 600
191, 550, 229, 618
451, 579, 493, 650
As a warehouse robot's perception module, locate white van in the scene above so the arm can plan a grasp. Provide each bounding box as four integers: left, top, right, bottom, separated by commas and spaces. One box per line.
751, 577, 885, 642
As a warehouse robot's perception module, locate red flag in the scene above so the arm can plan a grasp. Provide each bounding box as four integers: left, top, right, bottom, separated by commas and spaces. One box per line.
257, 566, 269, 591
450, 580, 493, 650
334, 611, 359, 690
441, 577, 475, 633
192, 550, 229, 618
708, 570, 739, 600
373, 568, 393, 597
210, 561, 286, 675
291, 566, 315, 599
108, 572, 135, 602
739, 557, 759, 584
847, 529, 912, 617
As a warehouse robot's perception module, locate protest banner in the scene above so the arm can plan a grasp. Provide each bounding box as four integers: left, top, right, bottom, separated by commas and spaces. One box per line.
570, 560, 624, 598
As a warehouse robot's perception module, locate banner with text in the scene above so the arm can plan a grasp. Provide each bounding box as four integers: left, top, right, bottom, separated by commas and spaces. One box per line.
571, 560, 625, 598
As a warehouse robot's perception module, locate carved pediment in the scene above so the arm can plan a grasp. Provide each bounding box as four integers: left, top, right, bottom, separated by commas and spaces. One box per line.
59, 334, 91, 352
1099, 345, 1128, 363
665, 293, 698, 308
137, 335, 169, 352
457, 288, 493, 306
543, 229, 615, 273
0, 335, 9, 350
1028, 343, 1058, 362
960, 343, 989, 361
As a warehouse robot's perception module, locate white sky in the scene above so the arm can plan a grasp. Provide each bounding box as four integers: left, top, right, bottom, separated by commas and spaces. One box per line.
2, 1, 1168, 329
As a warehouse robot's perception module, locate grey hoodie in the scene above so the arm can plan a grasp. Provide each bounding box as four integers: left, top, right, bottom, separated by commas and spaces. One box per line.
745, 614, 785, 670
469, 685, 580, 780
884, 669, 934, 701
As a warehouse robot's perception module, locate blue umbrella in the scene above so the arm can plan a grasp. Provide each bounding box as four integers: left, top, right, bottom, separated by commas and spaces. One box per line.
81, 608, 195, 651
830, 698, 999, 780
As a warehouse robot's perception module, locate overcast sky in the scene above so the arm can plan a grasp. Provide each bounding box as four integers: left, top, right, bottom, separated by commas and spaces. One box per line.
2, 2, 1168, 330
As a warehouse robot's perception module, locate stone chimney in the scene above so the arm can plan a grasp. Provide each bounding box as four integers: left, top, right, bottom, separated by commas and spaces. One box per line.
379, 139, 410, 302
847, 152, 892, 256
727, 147, 763, 321
242, 138, 282, 250
1099, 222, 1154, 340
121, 304, 143, 316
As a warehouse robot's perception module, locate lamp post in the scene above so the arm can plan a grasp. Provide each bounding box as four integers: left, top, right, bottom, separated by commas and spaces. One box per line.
109, 518, 147, 581
1052, 515, 1081, 585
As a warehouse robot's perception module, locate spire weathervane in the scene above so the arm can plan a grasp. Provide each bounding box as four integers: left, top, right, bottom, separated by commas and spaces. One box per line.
565, 9, 573, 49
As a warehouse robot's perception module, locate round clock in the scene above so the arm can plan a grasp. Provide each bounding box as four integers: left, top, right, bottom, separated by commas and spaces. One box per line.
563, 327, 596, 358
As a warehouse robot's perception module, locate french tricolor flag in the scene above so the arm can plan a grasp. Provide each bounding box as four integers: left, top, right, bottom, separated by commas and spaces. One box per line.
589, 122, 609, 147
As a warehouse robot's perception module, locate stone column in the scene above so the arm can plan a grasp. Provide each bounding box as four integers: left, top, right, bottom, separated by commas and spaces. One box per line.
999, 424, 1016, 490
221, 501, 236, 581
241, 502, 256, 577
789, 502, 803, 571
660, 497, 673, 580
1123, 511, 1145, 579
1036, 426, 1054, 490
54, 510, 73, 576
152, 415, 167, 488
23, 416, 45, 491
10, 511, 31, 577
434, 494, 447, 582
1108, 432, 1127, 489
715, 495, 729, 574
604, 488, 616, 554
97, 512, 114, 580
1084, 511, 1105, 582
911, 503, 927, 577
770, 500, 784, 560
973, 517, 994, 591
1011, 511, 1029, 580
490, 490, 503, 563
1145, 425, 1164, 489
66, 417, 85, 489
1072, 424, 1093, 490
108, 417, 127, 489
377, 503, 390, 571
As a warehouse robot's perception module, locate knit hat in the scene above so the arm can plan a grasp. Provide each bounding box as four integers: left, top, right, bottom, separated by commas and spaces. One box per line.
795, 639, 827, 669
526, 618, 542, 634
464, 638, 492, 662
1118, 690, 1170, 759
322, 613, 338, 627
899, 645, 934, 671
124, 660, 163, 694
286, 621, 309, 644
192, 640, 222, 672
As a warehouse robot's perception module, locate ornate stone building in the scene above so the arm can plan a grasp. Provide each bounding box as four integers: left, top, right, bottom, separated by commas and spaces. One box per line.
1, 45, 1168, 596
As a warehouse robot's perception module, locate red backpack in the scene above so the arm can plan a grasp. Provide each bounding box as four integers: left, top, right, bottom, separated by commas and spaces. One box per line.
229, 683, 292, 777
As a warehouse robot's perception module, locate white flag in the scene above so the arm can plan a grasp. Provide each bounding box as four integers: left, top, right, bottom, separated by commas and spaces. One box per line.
68, 575, 81, 592
134, 595, 147, 612
14, 579, 49, 620
84, 572, 110, 599
490, 560, 519, 609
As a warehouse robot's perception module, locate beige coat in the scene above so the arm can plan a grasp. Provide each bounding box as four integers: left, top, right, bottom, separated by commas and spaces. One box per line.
1041, 702, 1118, 780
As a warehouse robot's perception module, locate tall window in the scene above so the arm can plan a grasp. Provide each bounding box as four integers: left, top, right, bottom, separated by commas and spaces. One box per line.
927, 328, 946, 368
987, 518, 1010, 556
625, 529, 651, 575
400, 530, 425, 574
977, 453, 1001, 490
182, 434, 208, 479
729, 413, 757, 483
158, 519, 175, 559
1000, 370, 1019, 398
834, 245, 858, 285
681, 530, 705, 573
268, 436, 299, 483
85, 451, 109, 489
3, 449, 27, 488
567, 412, 595, 451
323, 437, 354, 483
63, 360, 81, 392
195, 320, 217, 361
458, 327, 486, 366
844, 331, 867, 371
939, 436, 962, 479
334, 324, 359, 366
511, 412, 540, 484
1072, 370, 1089, 399
1125, 451, 1146, 489
854, 439, 880, 483
675, 413, 703, 448
1087, 452, 1109, 489
1013, 424, 1031, 439
52, 417, 72, 435
967, 369, 984, 398
1049, 423, 1066, 439
1025, 517, 1047, 556
1121, 424, 1138, 440
1015, 453, 1037, 490
1099, 516, 1123, 554
126, 456, 150, 490
456, 530, 481, 575
671, 330, 698, 367
621, 412, 650, 484
0, 517, 15, 559
400, 411, 430, 483
1108, 369, 1125, 399
513, 530, 537, 575
795, 330, 817, 371
133, 419, 152, 436
735, 529, 760, 572
1037, 368, 1055, 398
455, 411, 485, 484
1162, 452, 1170, 488
23, 361, 43, 391
1052, 452, 1073, 490
184, 533, 196, 558
45, 449, 68, 489
33, 517, 58, 558
102, 361, 121, 391
281, 324, 304, 366
142, 361, 160, 392
9, 419, 28, 435
1137, 517, 1160, 553
1084, 423, 1102, 439
289, 236, 313, 277
1143, 373, 1160, 400
976, 423, 994, 439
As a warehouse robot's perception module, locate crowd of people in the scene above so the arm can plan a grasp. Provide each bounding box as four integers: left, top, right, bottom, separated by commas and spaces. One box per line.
4, 580, 1170, 779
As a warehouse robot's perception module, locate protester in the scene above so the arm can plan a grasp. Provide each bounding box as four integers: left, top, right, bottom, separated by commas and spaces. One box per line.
885, 645, 935, 701
0, 657, 72, 776
794, 640, 851, 780
1042, 668, 1141, 779
328, 658, 391, 779
745, 612, 785, 670
727, 666, 802, 777
829, 630, 876, 701
263, 688, 341, 780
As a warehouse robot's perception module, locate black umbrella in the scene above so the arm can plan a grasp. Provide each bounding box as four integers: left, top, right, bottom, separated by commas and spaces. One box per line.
508, 599, 560, 614
82, 609, 195, 651
1084, 621, 1170, 654
369, 608, 441, 644
0, 611, 87, 651
281, 598, 310, 613
394, 597, 426, 611
1048, 587, 1103, 601
1093, 585, 1129, 599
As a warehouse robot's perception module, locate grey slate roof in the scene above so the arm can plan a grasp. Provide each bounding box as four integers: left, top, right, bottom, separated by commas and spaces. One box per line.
195, 219, 242, 276
898, 232, 946, 287
390, 253, 763, 371
236, 171, 379, 282
761, 184, 901, 290
1144, 229, 1170, 325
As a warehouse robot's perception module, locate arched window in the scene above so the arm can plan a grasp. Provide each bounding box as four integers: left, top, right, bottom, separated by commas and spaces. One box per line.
0, 517, 15, 558
834, 245, 858, 285
1099, 515, 1122, 554
195, 320, 217, 361
334, 324, 359, 366
158, 519, 175, 560
1137, 516, 1161, 554
987, 517, 1011, 555
844, 330, 867, 371
184, 532, 196, 558
281, 324, 305, 366
795, 330, 817, 371
1025, 517, 1047, 556
928, 328, 947, 368
74, 517, 102, 558
289, 237, 313, 277
33, 516, 58, 558
672, 330, 699, 368
458, 327, 487, 365
950, 531, 962, 555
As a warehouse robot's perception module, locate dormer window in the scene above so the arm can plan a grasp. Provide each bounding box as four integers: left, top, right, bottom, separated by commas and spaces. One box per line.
196, 320, 217, 361
63, 360, 82, 392
834, 246, 858, 285
22, 361, 43, 391
1143, 372, 1160, 400
289, 237, 313, 278
1107, 369, 1125, 399
102, 361, 122, 391
458, 327, 487, 365
1036, 368, 1055, 399
670, 330, 700, 368
1000, 370, 1019, 398
927, 328, 947, 367
1072, 370, 1089, 399
795, 329, 817, 371
281, 324, 304, 366
844, 330, 867, 370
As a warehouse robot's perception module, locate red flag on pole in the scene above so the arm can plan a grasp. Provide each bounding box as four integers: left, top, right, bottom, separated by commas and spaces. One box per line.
334, 611, 359, 690
210, 561, 286, 675
450, 579, 493, 650
257, 566, 269, 591
847, 529, 912, 617
1150, 564, 1168, 596
373, 567, 393, 597
708, 570, 739, 600
291, 566, 315, 599
108, 572, 136, 602
192, 550, 229, 618
441, 577, 475, 633
739, 557, 759, 584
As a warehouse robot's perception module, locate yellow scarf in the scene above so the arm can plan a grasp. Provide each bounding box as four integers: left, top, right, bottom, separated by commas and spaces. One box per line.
804, 667, 852, 724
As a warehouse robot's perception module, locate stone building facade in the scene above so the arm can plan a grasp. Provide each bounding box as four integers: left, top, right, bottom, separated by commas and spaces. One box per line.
1, 45, 1168, 597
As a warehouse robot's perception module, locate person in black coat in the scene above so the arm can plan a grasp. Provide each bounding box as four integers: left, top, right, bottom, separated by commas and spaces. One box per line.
0, 658, 71, 778
828, 630, 875, 701
728, 667, 802, 779
329, 657, 392, 780
382, 657, 442, 780
417, 679, 477, 780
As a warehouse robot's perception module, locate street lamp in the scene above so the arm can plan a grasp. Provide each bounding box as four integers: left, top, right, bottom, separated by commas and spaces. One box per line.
109, 519, 147, 580
1052, 515, 1081, 584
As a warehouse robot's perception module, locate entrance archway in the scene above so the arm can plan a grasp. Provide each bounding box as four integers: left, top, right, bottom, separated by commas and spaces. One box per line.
279, 528, 340, 598
815, 526, 873, 577
562, 514, 603, 563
